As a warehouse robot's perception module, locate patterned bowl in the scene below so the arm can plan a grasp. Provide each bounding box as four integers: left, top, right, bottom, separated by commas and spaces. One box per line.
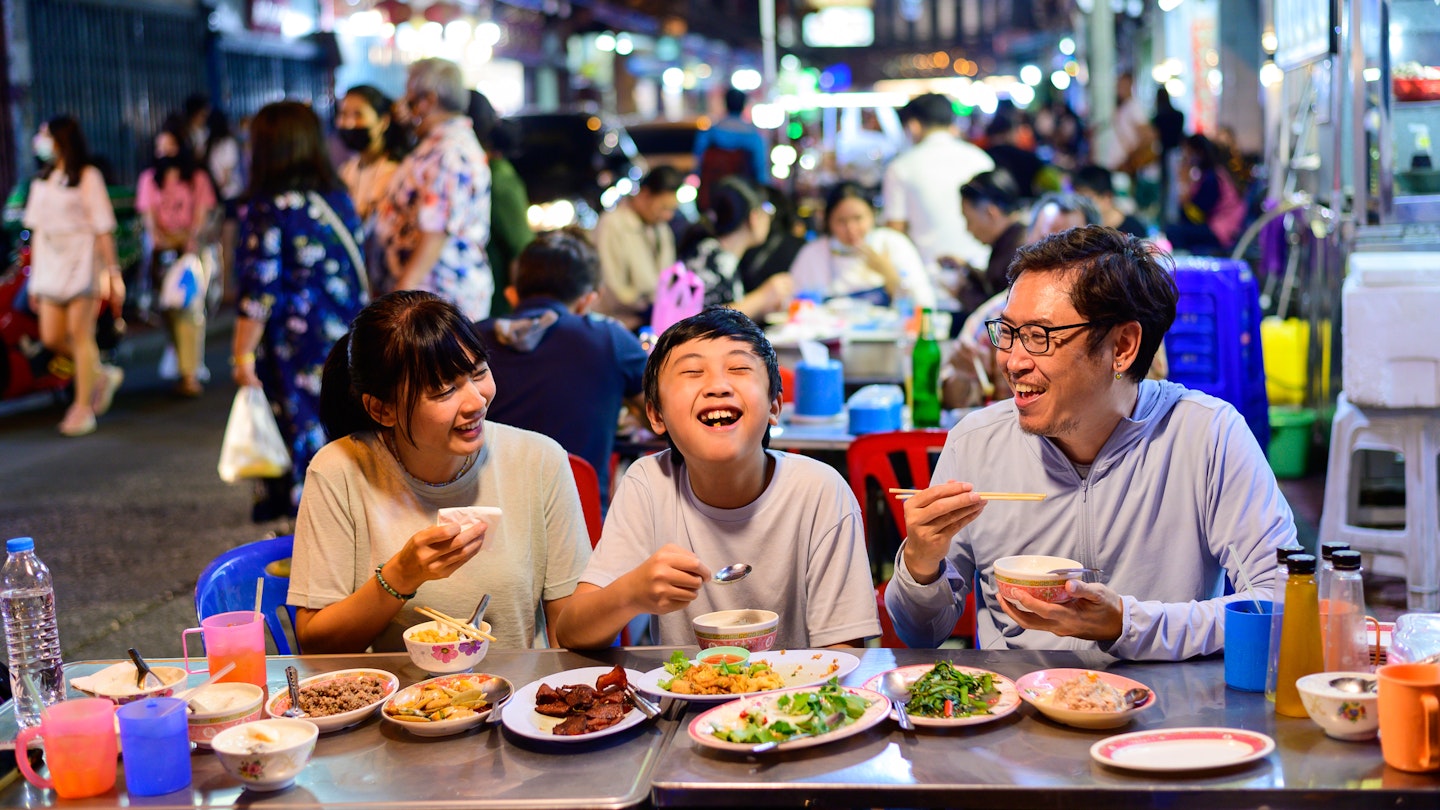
211, 718, 318, 792
187, 682, 265, 748
1297, 672, 1379, 741
993, 555, 1084, 607
71, 663, 188, 706
404, 620, 491, 674
692, 609, 779, 652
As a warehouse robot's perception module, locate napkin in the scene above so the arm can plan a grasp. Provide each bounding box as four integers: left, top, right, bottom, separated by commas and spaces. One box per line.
437, 506, 503, 551
798, 339, 830, 368
70, 662, 178, 697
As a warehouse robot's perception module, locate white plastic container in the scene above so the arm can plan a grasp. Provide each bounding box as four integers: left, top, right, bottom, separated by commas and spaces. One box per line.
1343, 252, 1440, 407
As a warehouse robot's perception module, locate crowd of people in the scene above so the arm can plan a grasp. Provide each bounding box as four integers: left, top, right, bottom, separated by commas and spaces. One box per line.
15, 59, 1287, 661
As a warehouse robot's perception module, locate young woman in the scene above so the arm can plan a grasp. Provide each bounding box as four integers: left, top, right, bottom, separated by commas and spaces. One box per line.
22, 116, 125, 436
786, 182, 935, 308
336, 85, 407, 297
1165, 134, 1246, 255
230, 101, 369, 522
679, 176, 792, 319
136, 118, 217, 397
288, 291, 591, 653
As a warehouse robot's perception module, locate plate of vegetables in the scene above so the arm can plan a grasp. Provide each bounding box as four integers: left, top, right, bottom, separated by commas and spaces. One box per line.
862, 662, 1020, 728
688, 679, 888, 753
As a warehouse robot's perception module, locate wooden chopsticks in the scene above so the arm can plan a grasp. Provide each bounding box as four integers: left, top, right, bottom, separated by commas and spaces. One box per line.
415, 606, 498, 643
887, 488, 1047, 502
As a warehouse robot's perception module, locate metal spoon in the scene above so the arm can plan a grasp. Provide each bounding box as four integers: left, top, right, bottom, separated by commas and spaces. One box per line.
468, 593, 492, 626
127, 647, 162, 690
749, 710, 844, 753
1048, 567, 1107, 578
282, 666, 307, 718
481, 676, 516, 725
880, 671, 915, 731
711, 563, 753, 584
1329, 676, 1377, 694
1122, 687, 1153, 710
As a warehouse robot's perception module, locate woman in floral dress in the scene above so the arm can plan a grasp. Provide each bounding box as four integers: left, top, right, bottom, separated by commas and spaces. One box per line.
232, 101, 368, 521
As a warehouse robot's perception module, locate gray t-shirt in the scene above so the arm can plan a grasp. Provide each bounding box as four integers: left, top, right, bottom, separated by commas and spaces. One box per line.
287, 423, 591, 650
581, 450, 880, 648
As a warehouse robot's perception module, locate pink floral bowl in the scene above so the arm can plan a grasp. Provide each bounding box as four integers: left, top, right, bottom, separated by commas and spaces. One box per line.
994, 555, 1084, 607
692, 609, 779, 651
404, 620, 491, 674
1297, 672, 1379, 740
188, 682, 265, 748
211, 718, 317, 792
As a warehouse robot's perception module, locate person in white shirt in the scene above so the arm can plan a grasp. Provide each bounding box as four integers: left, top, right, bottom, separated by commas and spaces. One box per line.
882, 93, 995, 302
788, 181, 935, 309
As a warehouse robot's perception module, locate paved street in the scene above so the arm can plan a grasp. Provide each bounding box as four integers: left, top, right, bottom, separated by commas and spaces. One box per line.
0, 316, 289, 663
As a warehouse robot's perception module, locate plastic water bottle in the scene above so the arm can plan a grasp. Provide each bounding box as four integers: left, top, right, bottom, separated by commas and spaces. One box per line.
2, 537, 64, 728
1318, 541, 1350, 604
1323, 550, 1370, 673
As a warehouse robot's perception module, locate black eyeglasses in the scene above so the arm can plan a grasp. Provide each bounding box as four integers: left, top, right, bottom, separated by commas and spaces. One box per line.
984, 318, 1111, 356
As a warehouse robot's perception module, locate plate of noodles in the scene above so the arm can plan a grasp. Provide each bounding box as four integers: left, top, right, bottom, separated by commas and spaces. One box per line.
1014, 668, 1156, 729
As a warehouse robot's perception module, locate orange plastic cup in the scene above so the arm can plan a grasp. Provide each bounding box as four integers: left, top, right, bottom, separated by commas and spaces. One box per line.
14, 698, 119, 798
1377, 663, 1440, 773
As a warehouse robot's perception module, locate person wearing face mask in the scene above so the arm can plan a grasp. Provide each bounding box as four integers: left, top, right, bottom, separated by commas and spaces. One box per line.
22, 116, 126, 436
336, 85, 407, 295
375, 59, 493, 321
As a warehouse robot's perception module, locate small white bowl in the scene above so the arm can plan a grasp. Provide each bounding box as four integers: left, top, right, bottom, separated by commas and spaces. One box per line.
264, 668, 399, 733
403, 620, 491, 674
692, 609, 779, 651
993, 555, 1084, 607
1015, 668, 1156, 730
211, 717, 318, 792
188, 682, 265, 748
1296, 671, 1380, 740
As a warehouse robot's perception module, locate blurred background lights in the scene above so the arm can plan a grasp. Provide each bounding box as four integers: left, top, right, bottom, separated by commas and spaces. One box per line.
1051, 70, 1072, 90
475, 22, 501, 47
750, 103, 785, 129
770, 144, 797, 167
732, 68, 763, 92
1058, 37, 1075, 55
662, 67, 685, 88
1020, 65, 1042, 86
1165, 78, 1187, 97
1259, 61, 1284, 88
595, 32, 616, 52
615, 34, 633, 55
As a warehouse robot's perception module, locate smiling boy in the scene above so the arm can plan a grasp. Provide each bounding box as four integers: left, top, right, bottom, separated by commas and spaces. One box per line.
555, 308, 880, 650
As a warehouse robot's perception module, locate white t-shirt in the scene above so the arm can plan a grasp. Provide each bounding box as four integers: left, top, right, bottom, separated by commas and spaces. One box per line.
580, 450, 881, 649
287, 423, 591, 650
882, 130, 995, 273
788, 228, 937, 308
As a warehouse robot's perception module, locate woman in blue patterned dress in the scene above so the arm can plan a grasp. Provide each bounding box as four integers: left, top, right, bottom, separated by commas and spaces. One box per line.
232, 101, 369, 522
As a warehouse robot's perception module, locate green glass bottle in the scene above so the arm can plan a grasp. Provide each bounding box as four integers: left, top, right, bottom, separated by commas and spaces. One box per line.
911, 308, 941, 428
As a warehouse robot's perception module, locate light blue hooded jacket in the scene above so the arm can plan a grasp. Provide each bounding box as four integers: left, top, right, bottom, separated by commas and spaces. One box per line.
885, 380, 1292, 661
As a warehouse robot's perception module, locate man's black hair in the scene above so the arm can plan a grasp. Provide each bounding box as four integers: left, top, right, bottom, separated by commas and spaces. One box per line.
512, 229, 599, 303
899, 93, 956, 129
639, 165, 685, 195
1072, 165, 1117, 197
960, 169, 1022, 215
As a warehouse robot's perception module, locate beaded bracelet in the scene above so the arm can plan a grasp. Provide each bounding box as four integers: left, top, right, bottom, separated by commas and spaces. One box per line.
374, 565, 416, 601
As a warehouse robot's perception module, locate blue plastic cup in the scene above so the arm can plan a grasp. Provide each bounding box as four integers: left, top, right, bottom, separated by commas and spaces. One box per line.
117, 698, 192, 796
1224, 600, 1275, 692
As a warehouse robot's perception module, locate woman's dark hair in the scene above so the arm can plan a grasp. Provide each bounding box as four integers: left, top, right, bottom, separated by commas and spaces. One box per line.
320, 291, 492, 444
468, 89, 497, 147
960, 169, 1022, 215
152, 114, 198, 190
343, 85, 409, 161
1155, 86, 1176, 114
38, 115, 92, 187
822, 182, 874, 233
246, 101, 343, 199
1007, 225, 1176, 383
1184, 133, 1223, 174
641, 306, 781, 460
679, 176, 765, 257
513, 228, 599, 303
204, 107, 232, 160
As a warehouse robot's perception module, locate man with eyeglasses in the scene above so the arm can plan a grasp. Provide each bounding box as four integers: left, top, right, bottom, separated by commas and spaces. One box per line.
885, 226, 1290, 660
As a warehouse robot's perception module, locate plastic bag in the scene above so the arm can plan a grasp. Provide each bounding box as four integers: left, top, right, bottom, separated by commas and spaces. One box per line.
218, 387, 291, 483
650, 261, 705, 336
158, 252, 207, 312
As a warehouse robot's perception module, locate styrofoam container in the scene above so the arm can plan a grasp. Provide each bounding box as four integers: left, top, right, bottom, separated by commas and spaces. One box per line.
1343, 252, 1440, 407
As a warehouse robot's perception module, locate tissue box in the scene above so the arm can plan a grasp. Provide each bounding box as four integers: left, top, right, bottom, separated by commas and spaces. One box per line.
848, 385, 904, 435
1343, 252, 1440, 407
795, 360, 844, 417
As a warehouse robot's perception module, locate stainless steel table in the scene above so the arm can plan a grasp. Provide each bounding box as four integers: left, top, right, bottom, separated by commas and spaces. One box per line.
651, 648, 1440, 808
1, 648, 681, 809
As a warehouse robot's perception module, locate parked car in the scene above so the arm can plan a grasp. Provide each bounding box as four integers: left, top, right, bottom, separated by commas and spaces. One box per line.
625, 118, 705, 175
507, 110, 645, 230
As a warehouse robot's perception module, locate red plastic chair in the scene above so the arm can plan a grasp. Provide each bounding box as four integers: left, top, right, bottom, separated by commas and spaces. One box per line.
845, 430, 976, 647
568, 454, 603, 547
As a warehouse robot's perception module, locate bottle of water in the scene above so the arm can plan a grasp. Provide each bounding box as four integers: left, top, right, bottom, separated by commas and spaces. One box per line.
1318, 541, 1350, 604
1324, 550, 1371, 673
2, 537, 64, 728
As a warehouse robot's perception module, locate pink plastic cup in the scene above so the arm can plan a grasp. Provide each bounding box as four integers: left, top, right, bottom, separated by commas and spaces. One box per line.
14, 698, 119, 799
182, 610, 267, 694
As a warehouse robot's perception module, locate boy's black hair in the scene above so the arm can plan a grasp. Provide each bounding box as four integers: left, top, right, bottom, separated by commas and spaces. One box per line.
641, 307, 782, 462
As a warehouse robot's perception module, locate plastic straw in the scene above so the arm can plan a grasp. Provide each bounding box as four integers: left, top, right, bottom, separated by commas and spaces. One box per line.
253, 577, 265, 625
1227, 540, 1264, 613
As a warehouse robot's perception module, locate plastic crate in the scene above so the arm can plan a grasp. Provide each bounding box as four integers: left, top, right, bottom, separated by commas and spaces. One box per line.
1168, 257, 1270, 448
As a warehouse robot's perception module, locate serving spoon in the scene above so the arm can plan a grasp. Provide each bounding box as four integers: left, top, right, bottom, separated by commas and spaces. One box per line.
879, 671, 915, 731
128, 647, 163, 690
1329, 676, 1377, 694
711, 563, 752, 585
282, 666, 307, 718
1122, 687, 1153, 709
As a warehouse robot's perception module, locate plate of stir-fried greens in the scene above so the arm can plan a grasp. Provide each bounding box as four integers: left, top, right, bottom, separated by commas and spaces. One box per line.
863, 662, 1020, 728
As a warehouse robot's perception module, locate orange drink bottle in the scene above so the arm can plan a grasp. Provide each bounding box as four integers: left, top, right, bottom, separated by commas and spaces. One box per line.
1274, 554, 1323, 717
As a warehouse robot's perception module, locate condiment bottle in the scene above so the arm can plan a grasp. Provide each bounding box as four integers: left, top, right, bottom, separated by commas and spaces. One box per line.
1274, 553, 1323, 718
1318, 541, 1350, 604
1323, 550, 1370, 672
1265, 544, 1304, 702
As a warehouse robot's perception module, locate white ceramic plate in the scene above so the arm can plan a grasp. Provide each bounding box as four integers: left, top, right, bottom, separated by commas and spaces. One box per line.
861, 664, 1021, 728
1014, 668, 1156, 730
1090, 727, 1276, 773
379, 673, 512, 738
635, 650, 862, 704
265, 668, 399, 733
688, 685, 889, 753
503, 666, 649, 743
